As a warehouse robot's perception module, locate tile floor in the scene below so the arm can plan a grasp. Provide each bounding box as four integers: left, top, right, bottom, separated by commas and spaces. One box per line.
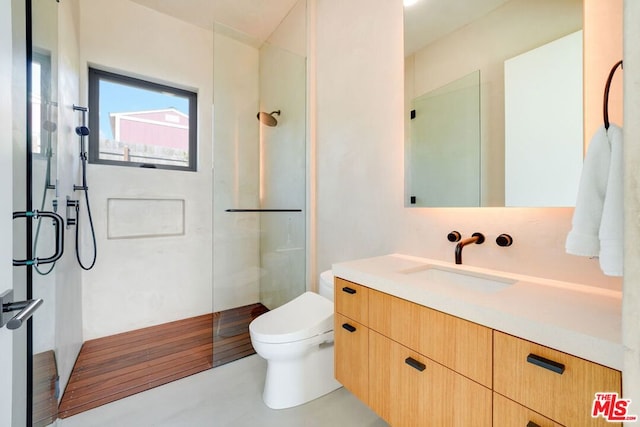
57, 354, 388, 427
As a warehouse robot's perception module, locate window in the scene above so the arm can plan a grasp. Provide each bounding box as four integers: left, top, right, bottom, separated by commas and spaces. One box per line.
32, 52, 52, 156
88, 68, 197, 171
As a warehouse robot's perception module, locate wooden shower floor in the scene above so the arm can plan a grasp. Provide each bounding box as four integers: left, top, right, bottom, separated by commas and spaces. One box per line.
58, 303, 268, 419
33, 350, 58, 427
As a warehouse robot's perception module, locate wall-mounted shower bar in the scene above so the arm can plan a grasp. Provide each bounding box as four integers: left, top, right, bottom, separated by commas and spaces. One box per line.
225, 209, 302, 212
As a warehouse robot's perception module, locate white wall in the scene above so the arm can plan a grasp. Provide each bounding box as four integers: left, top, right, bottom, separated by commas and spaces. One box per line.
623, 0, 640, 414
314, 0, 405, 281
77, 0, 214, 339
0, 2, 14, 424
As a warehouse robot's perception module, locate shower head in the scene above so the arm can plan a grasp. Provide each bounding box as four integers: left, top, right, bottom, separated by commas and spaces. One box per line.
75, 126, 90, 136
256, 110, 281, 127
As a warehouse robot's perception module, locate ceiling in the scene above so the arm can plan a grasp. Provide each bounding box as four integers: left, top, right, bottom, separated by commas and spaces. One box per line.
130, 0, 300, 45
130, 0, 511, 53
404, 0, 511, 55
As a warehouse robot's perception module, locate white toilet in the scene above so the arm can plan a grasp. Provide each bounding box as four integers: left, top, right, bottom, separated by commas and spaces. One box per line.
249, 270, 341, 409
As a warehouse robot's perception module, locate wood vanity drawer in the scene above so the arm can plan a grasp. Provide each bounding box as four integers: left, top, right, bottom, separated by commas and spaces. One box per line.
368, 289, 492, 387
494, 331, 622, 427
335, 313, 369, 404
493, 393, 562, 427
370, 330, 492, 427
335, 278, 369, 324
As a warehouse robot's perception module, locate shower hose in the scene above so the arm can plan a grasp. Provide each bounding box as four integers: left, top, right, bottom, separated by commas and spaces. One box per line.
75, 151, 97, 271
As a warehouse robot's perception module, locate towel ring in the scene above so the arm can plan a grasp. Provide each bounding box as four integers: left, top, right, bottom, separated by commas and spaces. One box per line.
603, 60, 623, 130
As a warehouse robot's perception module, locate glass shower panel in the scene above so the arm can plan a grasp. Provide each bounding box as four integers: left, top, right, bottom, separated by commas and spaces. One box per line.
259, 212, 305, 309
11, 1, 29, 425
258, 40, 307, 309
31, 2, 60, 424
212, 0, 307, 365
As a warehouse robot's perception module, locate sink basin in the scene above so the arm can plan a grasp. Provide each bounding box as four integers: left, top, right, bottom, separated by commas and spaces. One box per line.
399, 265, 516, 293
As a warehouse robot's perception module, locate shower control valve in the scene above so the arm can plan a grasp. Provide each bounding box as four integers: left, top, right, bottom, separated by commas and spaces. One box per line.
66, 197, 79, 229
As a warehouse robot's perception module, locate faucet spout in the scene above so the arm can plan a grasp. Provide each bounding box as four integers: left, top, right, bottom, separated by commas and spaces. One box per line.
455, 232, 485, 264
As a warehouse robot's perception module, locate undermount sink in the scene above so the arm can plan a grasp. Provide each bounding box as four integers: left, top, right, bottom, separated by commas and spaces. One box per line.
399, 265, 516, 293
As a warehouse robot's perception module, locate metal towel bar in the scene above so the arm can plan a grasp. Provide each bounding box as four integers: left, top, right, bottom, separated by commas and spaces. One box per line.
603, 60, 623, 130
225, 209, 302, 212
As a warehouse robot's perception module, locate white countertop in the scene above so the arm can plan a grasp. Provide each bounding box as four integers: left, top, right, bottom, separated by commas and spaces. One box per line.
332, 253, 623, 370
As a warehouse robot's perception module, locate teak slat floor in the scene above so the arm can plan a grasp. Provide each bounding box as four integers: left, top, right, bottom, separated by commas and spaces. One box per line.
58, 303, 268, 419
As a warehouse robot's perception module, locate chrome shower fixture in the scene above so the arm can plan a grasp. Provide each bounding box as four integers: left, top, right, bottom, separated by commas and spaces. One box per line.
72, 104, 97, 270
257, 110, 281, 127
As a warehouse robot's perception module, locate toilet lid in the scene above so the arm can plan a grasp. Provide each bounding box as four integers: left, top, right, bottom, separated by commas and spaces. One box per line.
249, 292, 334, 344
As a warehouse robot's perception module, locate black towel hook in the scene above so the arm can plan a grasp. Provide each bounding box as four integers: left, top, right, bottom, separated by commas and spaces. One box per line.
603, 60, 623, 130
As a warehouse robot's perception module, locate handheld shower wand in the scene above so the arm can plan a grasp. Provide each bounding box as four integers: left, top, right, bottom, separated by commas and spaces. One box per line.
72, 105, 97, 270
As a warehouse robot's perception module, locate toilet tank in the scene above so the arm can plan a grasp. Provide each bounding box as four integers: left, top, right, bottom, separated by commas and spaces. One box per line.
318, 270, 334, 301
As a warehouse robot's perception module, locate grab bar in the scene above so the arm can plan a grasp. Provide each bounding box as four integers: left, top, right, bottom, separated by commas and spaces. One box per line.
1, 290, 44, 330
225, 209, 302, 212
13, 210, 64, 266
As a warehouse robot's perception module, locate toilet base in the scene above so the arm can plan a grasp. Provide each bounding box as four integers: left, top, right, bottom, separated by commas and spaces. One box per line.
261, 340, 342, 409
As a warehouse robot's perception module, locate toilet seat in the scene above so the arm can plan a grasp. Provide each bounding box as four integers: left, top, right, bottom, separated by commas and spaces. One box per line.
249, 292, 333, 344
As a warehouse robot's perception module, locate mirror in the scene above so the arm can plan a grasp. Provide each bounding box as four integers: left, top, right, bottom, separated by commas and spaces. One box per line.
404, 0, 583, 207
408, 71, 480, 207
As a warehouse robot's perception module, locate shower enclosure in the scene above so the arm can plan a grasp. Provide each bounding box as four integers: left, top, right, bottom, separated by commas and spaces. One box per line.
5, 1, 307, 424
212, 0, 308, 358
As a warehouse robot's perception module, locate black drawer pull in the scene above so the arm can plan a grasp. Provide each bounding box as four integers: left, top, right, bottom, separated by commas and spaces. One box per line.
342, 287, 356, 294
526, 422, 541, 427
526, 353, 565, 375
405, 357, 426, 372
342, 323, 356, 333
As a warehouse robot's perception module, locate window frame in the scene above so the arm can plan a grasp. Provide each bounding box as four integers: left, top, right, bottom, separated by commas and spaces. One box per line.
32, 51, 52, 157
88, 67, 198, 172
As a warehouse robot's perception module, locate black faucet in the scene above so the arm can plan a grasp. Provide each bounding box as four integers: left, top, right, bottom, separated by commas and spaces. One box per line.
448, 231, 485, 264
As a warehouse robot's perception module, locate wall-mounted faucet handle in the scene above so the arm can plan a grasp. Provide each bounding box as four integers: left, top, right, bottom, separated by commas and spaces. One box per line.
471, 232, 485, 244
496, 234, 513, 247
447, 231, 461, 242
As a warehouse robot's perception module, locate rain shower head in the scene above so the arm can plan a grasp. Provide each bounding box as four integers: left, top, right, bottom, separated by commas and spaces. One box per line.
75, 126, 90, 136
256, 110, 281, 127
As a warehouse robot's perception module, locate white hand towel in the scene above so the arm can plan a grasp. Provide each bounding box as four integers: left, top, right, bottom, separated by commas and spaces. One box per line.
565, 125, 611, 257
599, 124, 623, 276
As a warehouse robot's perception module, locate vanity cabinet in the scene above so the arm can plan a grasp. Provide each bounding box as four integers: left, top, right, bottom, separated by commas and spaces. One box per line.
368, 289, 492, 388
335, 277, 492, 426
493, 393, 562, 427
334, 276, 623, 427
494, 331, 622, 427
335, 279, 369, 324
370, 330, 492, 426
334, 313, 369, 404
